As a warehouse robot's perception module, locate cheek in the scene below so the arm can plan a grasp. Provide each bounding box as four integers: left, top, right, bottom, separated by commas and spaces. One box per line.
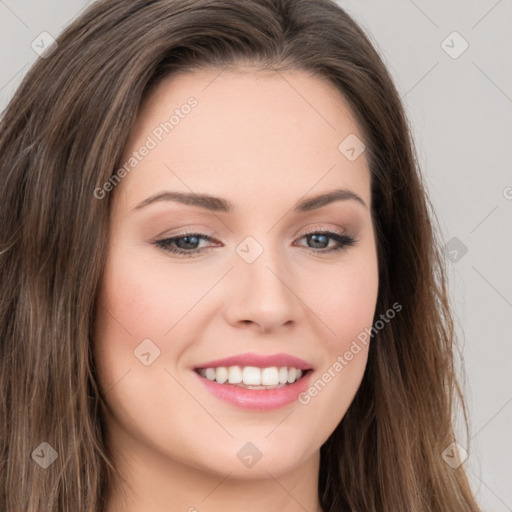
93, 245, 182, 392
96, 242, 200, 341
298, 245, 378, 414
297, 284, 376, 438
304, 247, 379, 351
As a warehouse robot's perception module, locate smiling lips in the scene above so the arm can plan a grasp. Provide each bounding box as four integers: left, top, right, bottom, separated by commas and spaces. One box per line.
194, 351, 313, 371
193, 352, 314, 410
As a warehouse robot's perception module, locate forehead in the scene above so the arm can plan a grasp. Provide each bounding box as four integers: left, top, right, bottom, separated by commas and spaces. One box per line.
115, 67, 371, 212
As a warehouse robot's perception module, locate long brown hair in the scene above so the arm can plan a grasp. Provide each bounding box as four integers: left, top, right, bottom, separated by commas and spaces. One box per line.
0, 1, 480, 510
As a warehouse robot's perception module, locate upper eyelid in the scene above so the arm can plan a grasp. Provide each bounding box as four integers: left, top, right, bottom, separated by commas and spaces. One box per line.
160, 221, 350, 238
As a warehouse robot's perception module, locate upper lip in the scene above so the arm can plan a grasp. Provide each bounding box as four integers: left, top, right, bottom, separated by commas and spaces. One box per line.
193, 352, 313, 370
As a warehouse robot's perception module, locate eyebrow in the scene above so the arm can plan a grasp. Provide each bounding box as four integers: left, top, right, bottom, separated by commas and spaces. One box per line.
133, 188, 367, 213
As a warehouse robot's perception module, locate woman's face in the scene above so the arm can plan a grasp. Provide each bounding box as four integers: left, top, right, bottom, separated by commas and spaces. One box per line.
94, 67, 379, 481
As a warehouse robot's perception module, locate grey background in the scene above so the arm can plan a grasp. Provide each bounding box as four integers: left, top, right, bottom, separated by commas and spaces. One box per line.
1, 0, 511, 509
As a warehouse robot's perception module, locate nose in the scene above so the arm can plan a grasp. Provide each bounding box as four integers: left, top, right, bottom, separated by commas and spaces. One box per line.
223, 249, 303, 334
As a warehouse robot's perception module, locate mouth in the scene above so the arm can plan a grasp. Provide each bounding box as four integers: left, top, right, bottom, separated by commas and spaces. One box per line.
194, 366, 313, 390
191, 352, 314, 410
192, 358, 314, 411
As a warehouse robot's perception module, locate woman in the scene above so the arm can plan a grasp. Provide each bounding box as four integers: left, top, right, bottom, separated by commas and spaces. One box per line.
0, 0, 481, 510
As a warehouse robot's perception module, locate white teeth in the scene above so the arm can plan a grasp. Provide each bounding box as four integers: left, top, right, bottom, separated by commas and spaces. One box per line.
227, 366, 242, 384
215, 366, 228, 384
242, 366, 261, 385
278, 367, 288, 384
261, 367, 279, 386
197, 365, 305, 387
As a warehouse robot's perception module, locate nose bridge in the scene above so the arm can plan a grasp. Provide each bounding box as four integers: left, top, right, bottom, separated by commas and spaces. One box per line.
226, 233, 302, 330
238, 234, 288, 296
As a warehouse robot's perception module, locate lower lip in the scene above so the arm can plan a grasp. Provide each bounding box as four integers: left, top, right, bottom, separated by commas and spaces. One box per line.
193, 370, 313, 411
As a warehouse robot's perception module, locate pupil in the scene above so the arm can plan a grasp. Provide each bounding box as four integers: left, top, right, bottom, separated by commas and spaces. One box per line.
309, 234, 328, 249
177, 235, 199, 249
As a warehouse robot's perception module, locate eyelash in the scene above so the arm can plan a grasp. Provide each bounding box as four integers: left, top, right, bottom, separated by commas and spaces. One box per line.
153, 228, 357, 258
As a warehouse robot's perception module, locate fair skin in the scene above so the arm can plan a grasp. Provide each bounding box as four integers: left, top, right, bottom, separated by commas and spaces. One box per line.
94, 66, 379, 512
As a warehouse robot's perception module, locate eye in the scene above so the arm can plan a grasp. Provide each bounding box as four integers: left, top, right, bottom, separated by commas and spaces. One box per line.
294, 229, 357, 254
154, 232, 216, 258
153, 229, 357, 258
